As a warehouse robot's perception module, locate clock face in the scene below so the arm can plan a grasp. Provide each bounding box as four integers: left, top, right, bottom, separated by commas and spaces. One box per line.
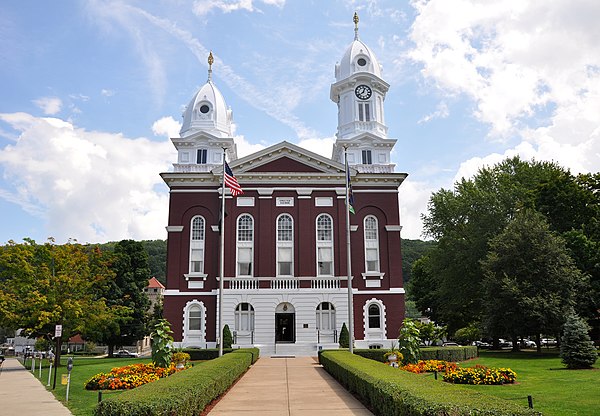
355, 84, 372, 100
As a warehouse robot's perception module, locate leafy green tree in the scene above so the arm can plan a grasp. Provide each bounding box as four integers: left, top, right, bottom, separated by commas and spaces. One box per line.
454, 323, 481, 345
151, 319, 173, 368
0, 239, 114, 366
401, 239, 436, 284
87, 240, 151, 356
339, 323, 349, 348
418, 157, 584, 334
481, 209, 582, 351
223, 324, 233, 349
414, 321, 446, 346
560, 312, 598, 369
398, 319, 420, 364
141, 240, 167, 283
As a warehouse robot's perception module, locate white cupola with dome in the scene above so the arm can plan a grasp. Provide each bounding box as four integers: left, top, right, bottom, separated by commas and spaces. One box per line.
172, 52, 237, 172
331, 13, 396, 173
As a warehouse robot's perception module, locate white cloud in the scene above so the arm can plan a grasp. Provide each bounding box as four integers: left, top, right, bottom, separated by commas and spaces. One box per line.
398, 177, 437, 240
152, 116, 181, 138
192, 0, 285, 16
0, 113, 176, 243
296, 136, 335, 159
408, 0, 600, 198
32, 97, 62, 115
417, 101, 449, 124
235, 135, 266, 158
101, 89, 115, 97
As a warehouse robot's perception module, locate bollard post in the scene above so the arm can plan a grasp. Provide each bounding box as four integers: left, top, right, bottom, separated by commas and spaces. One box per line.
98, 391, 103, 403
31, 356, 35, 372
47, 362, 53, 386
434, 370, 438, 380
527, 395, 533, 409
39, 356, 42, 378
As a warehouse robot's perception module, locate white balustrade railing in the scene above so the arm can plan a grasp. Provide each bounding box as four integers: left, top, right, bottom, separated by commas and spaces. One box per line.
270, 278, 298, 290
228, 278, 259, 290
223, 276, 344, 291
311, 278, 340, 289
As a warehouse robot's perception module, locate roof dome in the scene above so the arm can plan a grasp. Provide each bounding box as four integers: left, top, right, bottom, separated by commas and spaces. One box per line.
335, 13, 383, 82
180, 55, 232, 138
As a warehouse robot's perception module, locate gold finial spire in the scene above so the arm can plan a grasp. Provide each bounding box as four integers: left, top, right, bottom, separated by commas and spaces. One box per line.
353, 12, 359, 40
207, 51, 214, 82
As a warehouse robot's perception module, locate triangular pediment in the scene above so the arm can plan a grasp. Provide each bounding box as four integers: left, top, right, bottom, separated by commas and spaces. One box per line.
227, 141, 347, 175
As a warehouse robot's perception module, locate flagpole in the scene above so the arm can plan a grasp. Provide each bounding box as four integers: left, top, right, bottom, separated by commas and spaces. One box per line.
344, 146, 354, 354
218, 148, 226, 357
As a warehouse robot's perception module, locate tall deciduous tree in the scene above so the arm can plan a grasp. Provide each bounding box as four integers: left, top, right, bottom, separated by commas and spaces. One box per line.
481, 210, 583, 351
417, 157, 582, 333
86, 240, 151, 356
0, 239, 114, 365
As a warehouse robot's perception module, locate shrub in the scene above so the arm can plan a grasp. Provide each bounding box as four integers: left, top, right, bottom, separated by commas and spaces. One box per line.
171, 351, 191, 365
151, 319, 173, 368
319, 350, 539, 416
339, 323, 349, 348
181, 347, 260, 363
398, 318, 421, 363
94, 348, 258, 416
222, 324, 233, 349
560, 312, 598, 369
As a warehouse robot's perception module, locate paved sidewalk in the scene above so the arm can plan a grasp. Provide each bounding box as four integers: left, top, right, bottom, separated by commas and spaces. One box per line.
208, 357, 373, 416
0, 358, 72, 415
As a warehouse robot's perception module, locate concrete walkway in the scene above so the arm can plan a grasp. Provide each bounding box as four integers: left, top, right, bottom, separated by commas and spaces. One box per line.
208, 357, 373, 416
0, 358, 72, 415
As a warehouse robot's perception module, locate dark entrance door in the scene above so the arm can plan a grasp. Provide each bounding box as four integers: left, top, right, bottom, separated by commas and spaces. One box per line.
275, 313, 295, 343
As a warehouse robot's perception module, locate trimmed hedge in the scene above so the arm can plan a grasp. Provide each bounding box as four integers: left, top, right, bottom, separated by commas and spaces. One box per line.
319, 350, 541, 416
420, 346, 478, 361
94, 348, 259, 416
353, 346, 478, 363
182, 347, 260, 363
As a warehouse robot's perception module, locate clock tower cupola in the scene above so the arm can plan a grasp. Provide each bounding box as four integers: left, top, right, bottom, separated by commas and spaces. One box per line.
330, 13, 396, 172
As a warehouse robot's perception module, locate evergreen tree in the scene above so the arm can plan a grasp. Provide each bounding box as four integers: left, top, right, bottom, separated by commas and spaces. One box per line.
560, 312, 598, 369
339, 323, 349, 348
223, 324, 233, 349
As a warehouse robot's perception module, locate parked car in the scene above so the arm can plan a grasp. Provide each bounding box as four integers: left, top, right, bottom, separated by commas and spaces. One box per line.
472, 340, 491, 348
541, 338, 557, 346
521, 339, 537, 348
442, 342, 459, 347
115, 350, 139, 358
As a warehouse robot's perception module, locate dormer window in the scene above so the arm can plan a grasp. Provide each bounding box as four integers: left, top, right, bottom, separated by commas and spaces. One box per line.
197, 149, 207, 164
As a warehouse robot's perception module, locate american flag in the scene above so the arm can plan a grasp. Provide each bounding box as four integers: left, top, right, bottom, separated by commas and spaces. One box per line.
224, 162, 243, 196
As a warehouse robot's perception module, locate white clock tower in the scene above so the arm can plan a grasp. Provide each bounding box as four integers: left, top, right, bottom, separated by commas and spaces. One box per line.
330, 13, 396, 173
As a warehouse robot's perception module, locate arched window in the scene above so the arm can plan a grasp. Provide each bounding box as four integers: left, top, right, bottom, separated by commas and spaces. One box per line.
316, 214, 334, 276
235, 303, 255, 332
277, 214, 293, 276
316, 302, 336, 331
189, 216, 205, 274
237, 214, 254, 276
364, 215, 380, 272
189, 305, 202, 331
368, 304, 381, 329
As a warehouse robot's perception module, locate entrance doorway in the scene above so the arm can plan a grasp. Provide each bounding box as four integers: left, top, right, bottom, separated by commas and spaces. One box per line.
275, 313, 295, 342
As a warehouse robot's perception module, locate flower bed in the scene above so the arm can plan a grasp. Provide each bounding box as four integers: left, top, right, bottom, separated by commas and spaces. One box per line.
401, 359, 458, 374
443, 364, 517, 385
85, 362, 188, 390
398, 360, 516, 385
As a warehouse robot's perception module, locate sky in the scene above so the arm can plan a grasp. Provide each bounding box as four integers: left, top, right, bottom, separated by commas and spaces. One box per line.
1, 0, 600, 245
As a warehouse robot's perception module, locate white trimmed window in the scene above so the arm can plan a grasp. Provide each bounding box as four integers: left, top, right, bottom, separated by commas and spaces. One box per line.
189, 305, 202, 331
362, 150, 372, 164
364, 215, 380, 272
368, 304, 381, 329
316, 214, 334, 276
235, 303, 255, 332
196, 149, 207, 164
358, 102, 371, 122
236, 214, 254, 277
316, 302, 336, 331
189, 216, 205, 274
277, 214, 294, 276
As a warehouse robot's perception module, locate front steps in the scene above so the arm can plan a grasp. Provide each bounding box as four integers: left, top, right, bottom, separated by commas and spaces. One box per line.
234, 342, 340, 357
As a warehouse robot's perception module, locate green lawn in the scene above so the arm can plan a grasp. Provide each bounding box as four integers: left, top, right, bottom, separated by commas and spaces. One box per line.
25, 355, 148, 416
453, 350, 599, 416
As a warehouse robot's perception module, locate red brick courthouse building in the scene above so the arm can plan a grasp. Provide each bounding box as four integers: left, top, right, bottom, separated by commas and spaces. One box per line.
161, 15, 407, 355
